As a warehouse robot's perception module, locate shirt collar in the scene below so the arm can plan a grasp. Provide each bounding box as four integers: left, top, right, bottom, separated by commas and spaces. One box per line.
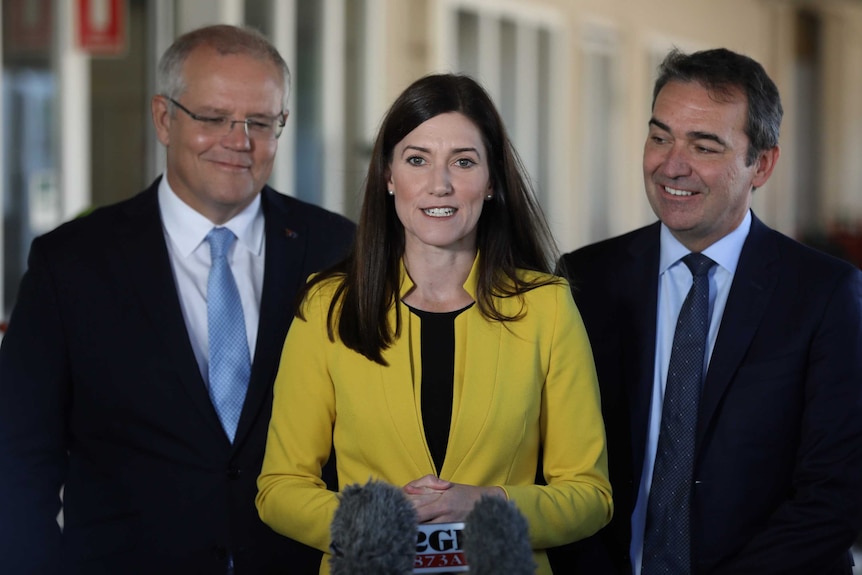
659, 209, 751, 275
158, 174, 264, 258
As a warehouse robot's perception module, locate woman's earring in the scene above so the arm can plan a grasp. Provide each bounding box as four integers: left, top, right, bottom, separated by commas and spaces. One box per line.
388, 189, 395, 196
485, 194, 493, 201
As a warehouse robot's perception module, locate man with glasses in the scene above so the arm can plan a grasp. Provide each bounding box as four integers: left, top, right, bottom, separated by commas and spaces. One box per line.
0, 25, 354, 574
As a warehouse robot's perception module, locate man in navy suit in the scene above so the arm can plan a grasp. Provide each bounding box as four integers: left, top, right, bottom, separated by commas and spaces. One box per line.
0, 25, 354, 574
555, 48, 862, 574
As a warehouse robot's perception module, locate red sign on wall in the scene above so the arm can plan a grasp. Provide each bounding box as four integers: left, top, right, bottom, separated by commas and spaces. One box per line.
76, 0, 127, 56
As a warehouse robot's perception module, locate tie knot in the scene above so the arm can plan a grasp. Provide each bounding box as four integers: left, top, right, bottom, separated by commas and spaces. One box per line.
207, 227, 237, 260
683, 252, 715, 277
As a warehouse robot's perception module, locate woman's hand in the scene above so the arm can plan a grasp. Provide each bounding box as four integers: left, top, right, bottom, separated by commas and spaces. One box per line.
402, 474, 505, 523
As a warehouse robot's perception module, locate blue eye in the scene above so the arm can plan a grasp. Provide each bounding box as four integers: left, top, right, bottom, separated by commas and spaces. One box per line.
455, 158, 476, 168
407, 156, 426, 166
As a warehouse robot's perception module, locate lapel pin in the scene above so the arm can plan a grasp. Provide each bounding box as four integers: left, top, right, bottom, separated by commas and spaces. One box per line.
284, 228, 298, 238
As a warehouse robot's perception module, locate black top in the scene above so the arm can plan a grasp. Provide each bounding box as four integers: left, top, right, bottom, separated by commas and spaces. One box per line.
407, 302, 474, 473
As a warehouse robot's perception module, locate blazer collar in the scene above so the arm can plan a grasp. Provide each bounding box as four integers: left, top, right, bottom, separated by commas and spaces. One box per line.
397, 251, 481, 299
625, 217, 780, 470
115, 179, 228, 440
234, 187, 312, 448
696, 213, 780, 444
115, 182, 312, 449
386, 254, 499, 478
624, 223, 662, 488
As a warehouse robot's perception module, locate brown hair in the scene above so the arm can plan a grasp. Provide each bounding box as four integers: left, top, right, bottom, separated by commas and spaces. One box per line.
299, 74, 558, 365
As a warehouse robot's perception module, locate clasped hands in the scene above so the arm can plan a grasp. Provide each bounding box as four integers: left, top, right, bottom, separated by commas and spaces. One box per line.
402, 474, 505, 523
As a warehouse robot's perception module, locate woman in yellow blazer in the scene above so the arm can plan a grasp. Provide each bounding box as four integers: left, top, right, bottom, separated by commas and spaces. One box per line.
257, 74, 612, 574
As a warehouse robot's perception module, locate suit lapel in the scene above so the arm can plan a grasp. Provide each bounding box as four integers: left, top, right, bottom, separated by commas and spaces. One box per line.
696, 215, 780, 443
378, 298, 503, 479
624, 224, 661, 489
382, 304, 439, 477
113, 182, 224, 435
234, 188, 311, 446
442, 308, 500, 479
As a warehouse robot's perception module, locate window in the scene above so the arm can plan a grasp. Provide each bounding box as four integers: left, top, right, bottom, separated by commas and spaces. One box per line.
435, 0, 571, 247
580, 23, 620, 243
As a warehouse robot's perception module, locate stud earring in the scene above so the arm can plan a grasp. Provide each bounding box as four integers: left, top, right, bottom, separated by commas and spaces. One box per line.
485, 194, 493, 201
388, 189, 395, 196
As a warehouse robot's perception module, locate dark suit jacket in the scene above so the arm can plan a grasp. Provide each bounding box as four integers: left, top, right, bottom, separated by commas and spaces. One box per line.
0, 178, 355, 574
551, 213, 862, 575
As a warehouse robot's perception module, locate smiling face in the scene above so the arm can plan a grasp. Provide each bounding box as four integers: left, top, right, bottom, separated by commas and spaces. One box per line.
643, 80, 779, 252
152, 46, 285, 224
388, 112, 492, 258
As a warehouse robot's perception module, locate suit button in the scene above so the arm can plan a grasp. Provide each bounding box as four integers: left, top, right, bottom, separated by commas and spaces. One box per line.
227, 466, 242, 480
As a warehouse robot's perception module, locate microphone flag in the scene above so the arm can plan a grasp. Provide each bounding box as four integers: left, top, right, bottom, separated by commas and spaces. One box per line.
414, 522, 468, 573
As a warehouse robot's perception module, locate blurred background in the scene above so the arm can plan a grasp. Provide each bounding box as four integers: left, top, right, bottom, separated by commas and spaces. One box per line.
2, 0, 862, 327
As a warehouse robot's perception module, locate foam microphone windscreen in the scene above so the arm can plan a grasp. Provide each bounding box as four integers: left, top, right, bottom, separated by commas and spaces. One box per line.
329, 480, 418, 575
462, 495, 536, 575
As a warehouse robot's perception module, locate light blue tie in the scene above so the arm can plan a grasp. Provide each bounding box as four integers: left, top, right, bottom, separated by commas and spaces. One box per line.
206, 227, 251, 443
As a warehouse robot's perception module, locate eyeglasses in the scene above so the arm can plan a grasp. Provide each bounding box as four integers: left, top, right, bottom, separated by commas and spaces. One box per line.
166, 97, 286, 140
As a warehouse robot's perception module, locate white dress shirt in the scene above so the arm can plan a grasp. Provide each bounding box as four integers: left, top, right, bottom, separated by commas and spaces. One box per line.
158, 175, 265, 386
630, 210, 751, 574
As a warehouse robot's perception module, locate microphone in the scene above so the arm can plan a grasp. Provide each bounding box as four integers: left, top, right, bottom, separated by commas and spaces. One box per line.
329, 480, 418, 575
462, 495, 536, 575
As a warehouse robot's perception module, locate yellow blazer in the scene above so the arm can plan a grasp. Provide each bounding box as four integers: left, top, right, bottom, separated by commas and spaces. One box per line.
257, 259, 612, 574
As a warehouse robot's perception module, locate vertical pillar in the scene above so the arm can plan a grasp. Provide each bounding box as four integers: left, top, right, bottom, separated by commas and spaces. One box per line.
58, 0, 91, 220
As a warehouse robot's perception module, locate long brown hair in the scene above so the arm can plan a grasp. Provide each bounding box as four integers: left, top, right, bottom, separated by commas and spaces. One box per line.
299, 74, 558, 365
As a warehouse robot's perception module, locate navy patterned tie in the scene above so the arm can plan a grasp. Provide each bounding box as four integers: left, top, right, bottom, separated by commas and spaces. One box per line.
206, 227, 251, 443
642, 253, 715, 574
